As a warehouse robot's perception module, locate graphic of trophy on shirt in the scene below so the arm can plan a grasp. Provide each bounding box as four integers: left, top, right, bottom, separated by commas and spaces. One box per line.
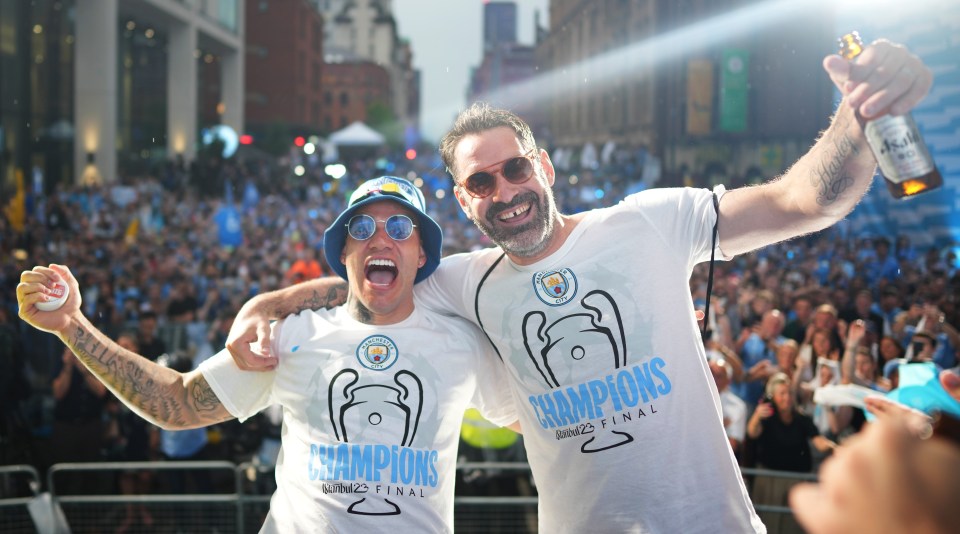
328, 368, 423, 516
522, 289, 633, 453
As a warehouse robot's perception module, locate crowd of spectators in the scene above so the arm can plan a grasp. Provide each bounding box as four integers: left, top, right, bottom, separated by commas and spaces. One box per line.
1, 148, 958, 519
692, 213, 959, 532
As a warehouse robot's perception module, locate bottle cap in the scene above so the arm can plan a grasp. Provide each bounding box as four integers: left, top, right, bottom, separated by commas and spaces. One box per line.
35, 279, 69, 312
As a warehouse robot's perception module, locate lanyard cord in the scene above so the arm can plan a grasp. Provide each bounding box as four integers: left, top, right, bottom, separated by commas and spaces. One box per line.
702, 192, 720, 341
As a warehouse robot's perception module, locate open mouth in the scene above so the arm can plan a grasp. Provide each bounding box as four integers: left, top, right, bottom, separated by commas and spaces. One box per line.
365, 258, 398, 286
496, 202, 532, 224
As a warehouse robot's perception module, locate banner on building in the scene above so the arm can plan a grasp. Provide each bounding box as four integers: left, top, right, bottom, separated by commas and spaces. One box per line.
686, 59, 714, 135
720, 49, 749, 133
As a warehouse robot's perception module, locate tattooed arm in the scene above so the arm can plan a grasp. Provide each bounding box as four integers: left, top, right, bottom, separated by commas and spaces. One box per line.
63, 313, 232, 429
717, 40, 931, 257
226, 277, 348, 371
18, 265, 233, 430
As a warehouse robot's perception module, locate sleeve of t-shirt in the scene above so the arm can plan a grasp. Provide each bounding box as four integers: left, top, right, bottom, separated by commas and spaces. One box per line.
415, 252, 487, 320
198, 320, 284, 423
619, 185, 731, 268
465, 324, 519, 428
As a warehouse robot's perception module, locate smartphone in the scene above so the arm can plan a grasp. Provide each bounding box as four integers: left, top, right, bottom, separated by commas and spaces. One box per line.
761, 394, 777, 414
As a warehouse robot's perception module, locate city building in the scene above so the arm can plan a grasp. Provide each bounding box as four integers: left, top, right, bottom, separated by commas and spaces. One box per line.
321, 58, 391, 132
535, 0, 833, 187
244, 0, 325, 139
0, 0, 245, 189
483, 2, 518, 49
468, 2, 542, 130
316, 0, 420, 138
468, 43, 539, 117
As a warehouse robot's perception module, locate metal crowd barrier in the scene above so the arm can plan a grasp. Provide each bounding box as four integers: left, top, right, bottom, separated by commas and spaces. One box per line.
0, 465, 42, 534
740, 467, 818, 515
452, 462, 539, 533
0, 461, 814, 533
49, 461, 241, 533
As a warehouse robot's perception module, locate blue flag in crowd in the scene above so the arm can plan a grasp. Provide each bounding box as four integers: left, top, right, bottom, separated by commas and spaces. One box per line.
214, 181, 243, 247
243, 179, 260, 212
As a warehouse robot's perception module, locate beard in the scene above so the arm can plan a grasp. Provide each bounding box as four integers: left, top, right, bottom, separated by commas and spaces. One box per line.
470, 189, 558, 259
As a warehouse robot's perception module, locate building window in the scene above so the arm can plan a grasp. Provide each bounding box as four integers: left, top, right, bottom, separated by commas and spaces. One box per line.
324, 92, 332, 104
246, 45, 268, 57
340, 92, 349, 106
341, 116, 348, 128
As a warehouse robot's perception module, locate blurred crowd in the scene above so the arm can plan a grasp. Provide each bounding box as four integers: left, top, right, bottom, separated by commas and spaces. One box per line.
1, 149, 959, 519
694, 229, 958, 462
691, 220, 959, 532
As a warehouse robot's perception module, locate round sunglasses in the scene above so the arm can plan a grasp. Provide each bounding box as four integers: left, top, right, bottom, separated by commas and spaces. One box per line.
458, 149, 539, 199
346, 214, 417, 241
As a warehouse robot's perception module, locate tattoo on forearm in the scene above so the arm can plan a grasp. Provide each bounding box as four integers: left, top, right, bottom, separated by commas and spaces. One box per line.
328, 283, 348, 305
810, 132, 860, 207
302, 290, 325, 312
153, 395, 188, 427
289, 281, 348, 314
67, 323, 198, 428
191, 377, 220, 413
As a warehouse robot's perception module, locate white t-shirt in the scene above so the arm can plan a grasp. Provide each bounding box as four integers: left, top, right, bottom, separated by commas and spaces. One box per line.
200, 305, 517, 534
720, 389, 748, 444
417, 186, 764, 533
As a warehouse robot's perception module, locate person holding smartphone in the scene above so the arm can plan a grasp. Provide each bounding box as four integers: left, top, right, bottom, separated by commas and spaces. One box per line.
747, 373, 837, 533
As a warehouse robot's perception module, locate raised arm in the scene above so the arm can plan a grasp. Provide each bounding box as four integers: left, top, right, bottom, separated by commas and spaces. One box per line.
226, 277, 347, 371
18, 265, 233, 430
718, 40, 932, 257
840, 319, 866, 385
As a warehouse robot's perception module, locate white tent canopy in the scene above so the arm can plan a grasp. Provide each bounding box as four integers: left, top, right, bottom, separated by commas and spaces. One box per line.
328, 121, 385, 146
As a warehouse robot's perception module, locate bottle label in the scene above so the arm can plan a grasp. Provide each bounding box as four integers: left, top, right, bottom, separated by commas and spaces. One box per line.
864, 115, 935, 183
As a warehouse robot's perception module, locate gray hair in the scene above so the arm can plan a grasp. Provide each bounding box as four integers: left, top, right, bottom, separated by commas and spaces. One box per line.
765, 372, 792, 398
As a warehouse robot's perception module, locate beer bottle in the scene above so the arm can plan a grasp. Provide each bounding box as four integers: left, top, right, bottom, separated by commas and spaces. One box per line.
838, 31, 942, 199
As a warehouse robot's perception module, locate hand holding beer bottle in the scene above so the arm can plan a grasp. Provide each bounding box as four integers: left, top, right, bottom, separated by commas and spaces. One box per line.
837, 32, 942, 199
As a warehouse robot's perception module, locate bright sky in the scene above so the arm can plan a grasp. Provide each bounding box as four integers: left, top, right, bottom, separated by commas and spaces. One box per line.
393, 0, 549, 143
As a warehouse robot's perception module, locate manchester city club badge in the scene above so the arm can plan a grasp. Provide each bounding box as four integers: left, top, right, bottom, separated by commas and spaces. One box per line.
532, 268, 578, 306
356, 335, 399, 370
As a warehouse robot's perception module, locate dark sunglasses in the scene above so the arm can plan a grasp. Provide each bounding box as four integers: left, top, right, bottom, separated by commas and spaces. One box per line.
346, 214, 416, 241
458, 149, 539, 199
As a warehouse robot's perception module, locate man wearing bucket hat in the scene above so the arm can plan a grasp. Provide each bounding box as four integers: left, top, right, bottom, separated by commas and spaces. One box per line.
17, 176, 517, 533
324, 175, 443, 285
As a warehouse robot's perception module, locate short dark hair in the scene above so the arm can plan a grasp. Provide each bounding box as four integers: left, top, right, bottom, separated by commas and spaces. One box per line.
913, 330, 938, 349
116, 330, 139, 345
438, 102, 537, 180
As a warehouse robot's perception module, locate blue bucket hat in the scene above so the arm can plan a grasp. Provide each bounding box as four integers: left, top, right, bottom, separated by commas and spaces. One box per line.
323, 176, 442, 284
